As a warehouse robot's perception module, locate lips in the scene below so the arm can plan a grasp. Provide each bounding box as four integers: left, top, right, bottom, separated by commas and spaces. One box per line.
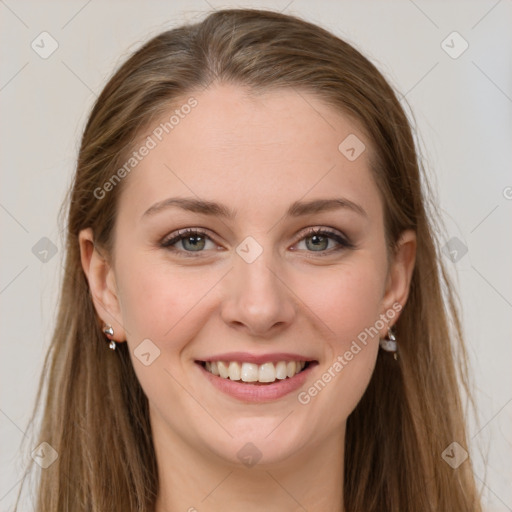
200, 352, 314, 365
195, 353, 318, 402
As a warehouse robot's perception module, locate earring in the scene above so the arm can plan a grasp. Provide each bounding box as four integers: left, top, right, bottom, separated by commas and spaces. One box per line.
379, 328, 398, 360
103, 324, 117, 351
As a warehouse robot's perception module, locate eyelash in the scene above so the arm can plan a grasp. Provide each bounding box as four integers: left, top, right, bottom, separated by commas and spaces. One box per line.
160, 227, 354, 258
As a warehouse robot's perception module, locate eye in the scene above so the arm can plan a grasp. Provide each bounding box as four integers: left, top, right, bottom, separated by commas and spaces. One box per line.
160, 226, 353, 258
160, 228, 218, 255
293, 227, 353, 255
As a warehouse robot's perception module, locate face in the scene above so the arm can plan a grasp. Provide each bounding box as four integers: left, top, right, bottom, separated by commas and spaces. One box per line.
81, 83, 415, 468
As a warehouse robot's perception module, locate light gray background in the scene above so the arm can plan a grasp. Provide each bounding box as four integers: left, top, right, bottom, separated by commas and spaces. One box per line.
1, 1, 511, 510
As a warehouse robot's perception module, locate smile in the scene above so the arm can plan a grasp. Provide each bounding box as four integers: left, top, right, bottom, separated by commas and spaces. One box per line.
195, 356, 319, 402
202, 360, 309, 384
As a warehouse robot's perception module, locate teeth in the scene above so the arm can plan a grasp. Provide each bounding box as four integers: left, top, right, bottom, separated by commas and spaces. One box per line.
286, 361, 297, 378
217, 361, 229, 379
203, 360, 308, 383
258, 362, 276, 383
241, 363, 259, 382
275, 361, 288, 380
228, 361, 241, 380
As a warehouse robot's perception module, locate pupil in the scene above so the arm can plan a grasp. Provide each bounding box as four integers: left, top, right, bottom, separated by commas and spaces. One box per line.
184, 236, 205, 251
306, 234, 327, 251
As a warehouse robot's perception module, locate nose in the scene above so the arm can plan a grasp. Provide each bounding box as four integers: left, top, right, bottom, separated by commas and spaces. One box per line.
220, 249, 296, 338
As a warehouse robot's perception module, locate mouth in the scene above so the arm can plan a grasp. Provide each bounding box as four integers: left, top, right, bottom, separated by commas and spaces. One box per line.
194, 358, 319, 402
197, 359, 314, 384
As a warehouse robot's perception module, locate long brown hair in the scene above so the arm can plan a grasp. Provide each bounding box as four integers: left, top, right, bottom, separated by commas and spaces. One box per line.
15, 8, 482, 511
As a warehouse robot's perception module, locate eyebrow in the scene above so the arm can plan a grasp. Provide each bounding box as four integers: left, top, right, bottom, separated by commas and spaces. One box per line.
142, 196, 367, 220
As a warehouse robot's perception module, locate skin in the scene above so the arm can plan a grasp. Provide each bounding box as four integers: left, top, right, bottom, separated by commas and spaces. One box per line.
79, 83, 416, 511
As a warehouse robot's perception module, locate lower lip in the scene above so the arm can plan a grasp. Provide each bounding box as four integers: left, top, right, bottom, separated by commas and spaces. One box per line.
196, 362, 317, 402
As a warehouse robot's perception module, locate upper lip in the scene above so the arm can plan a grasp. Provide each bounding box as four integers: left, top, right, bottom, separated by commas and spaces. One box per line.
196, 352, 317, 365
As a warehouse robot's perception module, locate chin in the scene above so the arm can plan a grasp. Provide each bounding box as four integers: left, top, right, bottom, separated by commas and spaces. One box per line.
203, 420, 310, 468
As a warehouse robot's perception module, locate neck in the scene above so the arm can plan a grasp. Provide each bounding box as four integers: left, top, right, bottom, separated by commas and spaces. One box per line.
152, 411, 345, 511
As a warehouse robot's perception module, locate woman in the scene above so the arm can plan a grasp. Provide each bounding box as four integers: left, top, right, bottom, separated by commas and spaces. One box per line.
16, 8, 482, 511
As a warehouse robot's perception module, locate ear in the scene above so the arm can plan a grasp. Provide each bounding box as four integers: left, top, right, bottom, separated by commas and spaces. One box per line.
78, 228, 126, 343
379, 229, 416, 336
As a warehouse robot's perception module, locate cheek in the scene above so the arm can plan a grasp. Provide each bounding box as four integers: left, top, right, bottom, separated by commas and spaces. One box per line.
296, 259, 387, 350
114, 255, 220, 402
115, 253, 220, 344
337, 274, 384, 344
289, 259, 387, 440
116, 246, 388, 353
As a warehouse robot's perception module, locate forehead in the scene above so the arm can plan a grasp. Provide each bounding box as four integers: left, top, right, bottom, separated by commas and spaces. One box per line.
118, 83, 381, 222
